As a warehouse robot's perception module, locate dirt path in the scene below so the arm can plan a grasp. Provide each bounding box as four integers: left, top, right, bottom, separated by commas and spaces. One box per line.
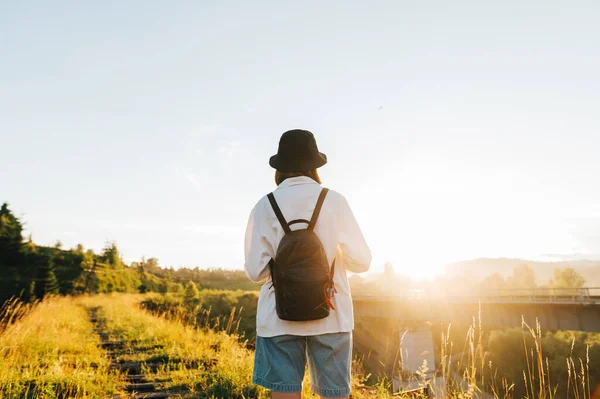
87, 306, 178, 399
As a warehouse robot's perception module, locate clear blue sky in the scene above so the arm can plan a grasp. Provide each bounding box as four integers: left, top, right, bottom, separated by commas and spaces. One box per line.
2, 1, 599, 275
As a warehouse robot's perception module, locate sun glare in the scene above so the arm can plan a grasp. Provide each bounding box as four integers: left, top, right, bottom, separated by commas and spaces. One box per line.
348, 155, 580, 278
390, 257, 446, 279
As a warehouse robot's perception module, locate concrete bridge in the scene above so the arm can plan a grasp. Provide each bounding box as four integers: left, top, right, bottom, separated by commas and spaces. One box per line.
353, 287, 600, 395
353, 287, 600, 332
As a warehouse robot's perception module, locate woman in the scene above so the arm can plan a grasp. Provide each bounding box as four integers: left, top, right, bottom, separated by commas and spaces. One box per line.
244, 129, 371, 399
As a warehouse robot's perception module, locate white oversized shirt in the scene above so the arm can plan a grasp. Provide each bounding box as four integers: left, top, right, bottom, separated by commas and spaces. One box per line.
244, 176, 371, 337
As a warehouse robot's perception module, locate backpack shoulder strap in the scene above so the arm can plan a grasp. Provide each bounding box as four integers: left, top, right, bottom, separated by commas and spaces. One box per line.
267, 193, 291, 234
308, 188, 329, 231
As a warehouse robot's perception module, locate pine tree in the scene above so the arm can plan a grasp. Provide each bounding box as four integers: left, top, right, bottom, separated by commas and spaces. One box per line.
184, 280, 200, 303
100, 242, 123, 269
44, 266, 60, 295
0, 203, 26, 301
0, 203, 24, 265
35, 256, 60, 298
26, 280, 36, 302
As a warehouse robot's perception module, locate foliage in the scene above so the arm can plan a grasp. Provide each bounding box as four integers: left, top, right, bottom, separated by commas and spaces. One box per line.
0, 203, 24, 265
507, 263, 537, 289
0, 204, 214, 302
477, 273, 509, 292
184, 280, 200, 303
141, 290, 259, 341
0, 203, 26, 300
550, 268, 586, 290
98, 242, 123, 269
39, 258, 59, 296
0, 203, 89, 302
487, 326, 600, 398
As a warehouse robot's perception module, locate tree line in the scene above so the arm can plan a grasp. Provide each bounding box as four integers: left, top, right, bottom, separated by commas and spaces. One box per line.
349, 262, 589, 297
0, 203, 256, 305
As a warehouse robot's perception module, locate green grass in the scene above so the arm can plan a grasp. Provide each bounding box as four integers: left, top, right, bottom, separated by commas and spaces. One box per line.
80, 294, 269, 398
0, 294, 268, 398
138, 288, 600, 399
140, 290, 259, 340
0, 294, 390, 399
2, 292, 597, 398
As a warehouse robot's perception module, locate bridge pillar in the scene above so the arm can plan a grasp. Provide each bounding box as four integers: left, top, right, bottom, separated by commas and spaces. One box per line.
393, 322, 437, 395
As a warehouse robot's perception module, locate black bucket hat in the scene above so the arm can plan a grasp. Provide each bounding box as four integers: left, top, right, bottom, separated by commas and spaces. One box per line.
269, 129, 327, 172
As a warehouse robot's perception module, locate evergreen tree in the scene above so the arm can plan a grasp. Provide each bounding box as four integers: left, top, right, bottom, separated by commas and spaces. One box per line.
0, 203, 24, 265
26, 280, 36, 302
184, 280, 200, 303
35, 256, 60, 298
99, 242, 123, 268
0, 203, 26, 301
44, 265, 60, 295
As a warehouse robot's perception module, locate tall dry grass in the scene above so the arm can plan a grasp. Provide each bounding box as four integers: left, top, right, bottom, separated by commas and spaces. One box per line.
1, 293, 597, 399
395, 306, 595, 399
0, 295, 118, 398
77, 293, 269, 398
0, 296, 33, 334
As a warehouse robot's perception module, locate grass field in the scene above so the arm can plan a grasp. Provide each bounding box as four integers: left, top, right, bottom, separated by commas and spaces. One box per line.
0, 294, 388, 399
200, 281, 262, 292
2, 293, 597, 399
0, 296, 117, 398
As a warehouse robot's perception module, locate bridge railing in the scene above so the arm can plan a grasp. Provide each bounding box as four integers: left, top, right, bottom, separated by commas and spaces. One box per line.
354, 287, 600, 304
468, 287, 600, 304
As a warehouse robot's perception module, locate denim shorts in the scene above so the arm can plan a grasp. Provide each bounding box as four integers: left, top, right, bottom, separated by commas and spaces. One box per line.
252, 332, 352, 397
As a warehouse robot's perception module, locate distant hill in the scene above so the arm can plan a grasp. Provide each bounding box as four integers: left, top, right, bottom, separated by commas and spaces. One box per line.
444, 258, 600, 286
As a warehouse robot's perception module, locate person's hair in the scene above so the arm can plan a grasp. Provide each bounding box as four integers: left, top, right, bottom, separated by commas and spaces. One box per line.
275, 169, 322, 186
